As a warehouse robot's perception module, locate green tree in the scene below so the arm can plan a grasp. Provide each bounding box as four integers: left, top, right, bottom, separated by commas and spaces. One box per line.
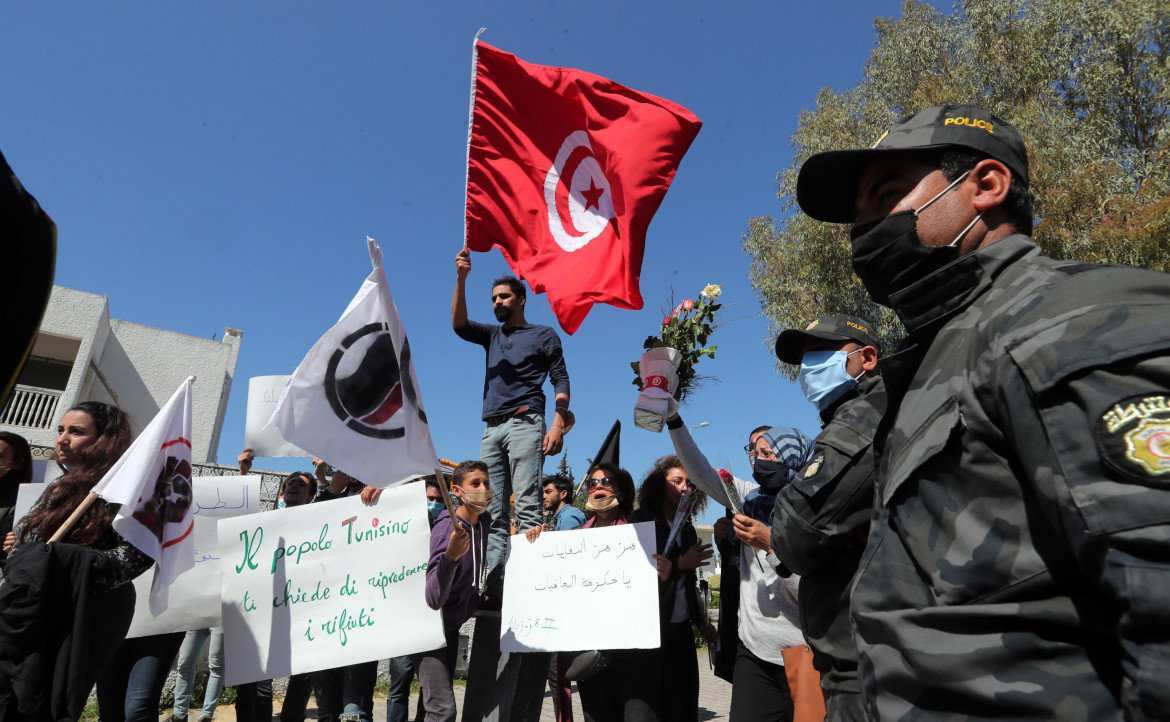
556, 451, 574, 482
745, 0, 1170, 375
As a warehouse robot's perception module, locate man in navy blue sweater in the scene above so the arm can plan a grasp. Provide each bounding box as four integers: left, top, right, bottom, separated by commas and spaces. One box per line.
451, 249, 572, 585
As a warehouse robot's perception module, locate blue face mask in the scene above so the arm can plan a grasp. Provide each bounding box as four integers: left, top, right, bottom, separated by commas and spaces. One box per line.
427, 501, 444, 520
277, 498, 287, 509
798, 349, 862, 411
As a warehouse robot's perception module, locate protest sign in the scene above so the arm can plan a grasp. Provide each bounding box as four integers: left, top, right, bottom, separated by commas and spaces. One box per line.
245, 375, 309, 457
126, 475, 262, 637
14, 483, 47, 526
218, 483, 442, 685
499, 521, 660, 652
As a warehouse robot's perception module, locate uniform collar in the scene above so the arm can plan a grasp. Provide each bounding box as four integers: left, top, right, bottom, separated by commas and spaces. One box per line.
817, 373, 881, 425
889, 234, 1039, 335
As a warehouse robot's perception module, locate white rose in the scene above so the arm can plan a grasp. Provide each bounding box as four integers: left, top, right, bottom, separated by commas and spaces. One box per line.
700, 284, 722, 300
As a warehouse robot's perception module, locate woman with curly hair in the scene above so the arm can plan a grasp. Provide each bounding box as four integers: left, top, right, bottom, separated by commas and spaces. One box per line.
574, 461, 667, 722
631, 454, 716, 722
0, 401, 155, 722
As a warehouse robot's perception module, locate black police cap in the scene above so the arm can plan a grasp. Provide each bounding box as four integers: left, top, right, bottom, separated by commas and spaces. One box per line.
795, 104, 1029, 224
775, 314, 879, 365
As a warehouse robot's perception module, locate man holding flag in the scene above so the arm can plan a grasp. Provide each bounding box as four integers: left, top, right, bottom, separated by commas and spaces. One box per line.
452, 251, 570, 588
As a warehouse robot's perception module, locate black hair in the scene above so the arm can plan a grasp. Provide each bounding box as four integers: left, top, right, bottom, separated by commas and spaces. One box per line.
453, 459, 489, 486
585, 461, 636, 518
0, 431, 33, 486
425, 475, 441, 491
938, 148, 1033, 235
279, 471, 314, 497
543, 473, 574, 505
21, 402, 132, 546
748, 425, 772, 441
490, 276, 526, 301
637, 454, 709, 518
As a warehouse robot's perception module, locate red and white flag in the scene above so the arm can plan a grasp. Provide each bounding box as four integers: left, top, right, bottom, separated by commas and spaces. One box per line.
93, 376, 195, 614
465, 39, 702, 334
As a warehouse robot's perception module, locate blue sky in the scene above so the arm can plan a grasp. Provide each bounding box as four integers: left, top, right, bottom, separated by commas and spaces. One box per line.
3, 1, 904, 525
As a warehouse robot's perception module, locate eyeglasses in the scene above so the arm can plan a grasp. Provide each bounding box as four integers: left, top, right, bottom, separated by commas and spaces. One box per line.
587, 477, 617, 489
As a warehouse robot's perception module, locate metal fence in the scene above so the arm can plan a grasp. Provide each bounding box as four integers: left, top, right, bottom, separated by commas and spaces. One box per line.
30, 446, 287, 511
1, 385, 63, 430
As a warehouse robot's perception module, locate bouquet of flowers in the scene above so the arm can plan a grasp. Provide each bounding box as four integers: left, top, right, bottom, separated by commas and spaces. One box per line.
631, 283, 723, 405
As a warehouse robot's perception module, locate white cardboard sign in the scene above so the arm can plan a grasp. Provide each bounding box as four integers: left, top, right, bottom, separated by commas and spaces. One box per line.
500, 522, 661, 652
126, 475, 262, 637
217, 484, 443, 685
245, 375, 309, 458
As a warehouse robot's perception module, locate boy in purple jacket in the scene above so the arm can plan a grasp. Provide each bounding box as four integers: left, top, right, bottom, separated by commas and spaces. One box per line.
414, 460, 492, 722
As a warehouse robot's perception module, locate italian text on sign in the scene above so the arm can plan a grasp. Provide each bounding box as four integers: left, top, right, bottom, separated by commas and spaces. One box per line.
218, 483, 443, 685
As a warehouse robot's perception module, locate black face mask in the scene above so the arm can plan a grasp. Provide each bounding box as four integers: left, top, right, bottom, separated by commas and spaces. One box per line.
751, 459, 792, 494
849, 210, 958, 307
849, 169, 981, 307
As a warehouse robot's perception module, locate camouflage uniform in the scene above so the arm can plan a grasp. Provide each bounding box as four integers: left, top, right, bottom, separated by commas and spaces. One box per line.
852, 234, 1170, 720
771, 374, 885, 722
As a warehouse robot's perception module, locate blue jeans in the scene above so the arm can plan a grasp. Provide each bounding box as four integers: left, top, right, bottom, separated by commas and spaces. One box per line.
173, 627, 225, 718
96, 631, 186, 722
480, 409, 546, 570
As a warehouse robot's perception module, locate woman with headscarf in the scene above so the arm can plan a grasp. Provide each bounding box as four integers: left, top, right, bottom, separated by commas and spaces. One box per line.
664, 417, 816, 722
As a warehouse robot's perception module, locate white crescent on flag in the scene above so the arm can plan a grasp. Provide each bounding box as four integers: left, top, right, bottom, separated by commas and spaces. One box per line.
544, 130, 617, 252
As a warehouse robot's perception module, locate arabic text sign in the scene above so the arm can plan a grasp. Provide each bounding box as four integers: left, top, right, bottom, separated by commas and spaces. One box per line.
500, 522, 660, 652
127, 475, 262, 637
245, 375, 309, 457
218, 484, 443, 686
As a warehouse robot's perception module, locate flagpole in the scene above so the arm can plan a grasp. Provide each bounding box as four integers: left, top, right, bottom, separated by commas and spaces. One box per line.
434, 467, 458, 520
463, 27, 486, 250
48, 491, 101, 542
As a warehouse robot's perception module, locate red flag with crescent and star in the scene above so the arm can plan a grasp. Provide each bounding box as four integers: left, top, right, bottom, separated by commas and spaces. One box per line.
465, 40, 702, 334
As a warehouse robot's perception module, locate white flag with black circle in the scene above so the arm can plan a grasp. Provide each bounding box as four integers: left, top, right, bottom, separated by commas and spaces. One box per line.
93, 375, 196, 615
266, 237, 439, 487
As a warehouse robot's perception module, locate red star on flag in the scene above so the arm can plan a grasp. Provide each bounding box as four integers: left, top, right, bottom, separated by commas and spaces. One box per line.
580, 179, 605, 212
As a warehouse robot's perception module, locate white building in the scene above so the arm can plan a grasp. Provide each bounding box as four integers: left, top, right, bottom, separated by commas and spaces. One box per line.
1, 286, 242, 463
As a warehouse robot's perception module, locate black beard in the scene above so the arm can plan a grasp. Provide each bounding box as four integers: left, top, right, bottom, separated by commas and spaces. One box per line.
493, 305, 511, 322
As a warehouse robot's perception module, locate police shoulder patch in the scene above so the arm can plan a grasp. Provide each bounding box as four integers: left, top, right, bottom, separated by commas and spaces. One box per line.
1096, 394, 1170, 479
803, 454, 824, 479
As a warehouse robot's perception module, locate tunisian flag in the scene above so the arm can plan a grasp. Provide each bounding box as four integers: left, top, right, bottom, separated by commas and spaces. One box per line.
465, 40, 701, 334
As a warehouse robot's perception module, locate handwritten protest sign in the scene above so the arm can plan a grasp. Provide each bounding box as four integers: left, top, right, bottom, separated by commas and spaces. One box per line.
218, 483, 442, 685
500, 522, 660, 652
245, 375, 309, 457
126, 476, 262, 637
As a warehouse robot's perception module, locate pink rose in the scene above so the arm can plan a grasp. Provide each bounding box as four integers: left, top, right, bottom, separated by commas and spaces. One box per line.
682, 299, 695, 311
662, 316, 672, 326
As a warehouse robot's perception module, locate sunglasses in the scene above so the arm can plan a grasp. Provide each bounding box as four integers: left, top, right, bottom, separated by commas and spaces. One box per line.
587, 477, 617, 489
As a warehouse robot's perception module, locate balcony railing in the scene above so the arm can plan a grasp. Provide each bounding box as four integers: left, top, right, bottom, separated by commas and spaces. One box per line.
1, 385, 63, 430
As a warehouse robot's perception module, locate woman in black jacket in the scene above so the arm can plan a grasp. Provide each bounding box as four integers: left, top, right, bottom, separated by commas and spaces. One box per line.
631, 454, 715, 722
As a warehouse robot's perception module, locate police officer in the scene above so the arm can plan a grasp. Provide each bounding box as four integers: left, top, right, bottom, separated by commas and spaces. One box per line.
795, 104, 1170, 719
771, 314, 885, 722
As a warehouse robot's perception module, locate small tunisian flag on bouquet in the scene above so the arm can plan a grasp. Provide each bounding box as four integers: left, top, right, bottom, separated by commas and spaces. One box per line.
92, 376, 196, 614
465, 39, 702, 334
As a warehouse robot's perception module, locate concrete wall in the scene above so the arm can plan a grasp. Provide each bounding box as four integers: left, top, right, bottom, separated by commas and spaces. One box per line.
0, 286, 242, 463
101, 320, 241, 462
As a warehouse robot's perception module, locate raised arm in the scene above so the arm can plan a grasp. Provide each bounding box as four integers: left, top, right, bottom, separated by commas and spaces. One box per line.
452, 249, 471, 329
666, 416, 739, 509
